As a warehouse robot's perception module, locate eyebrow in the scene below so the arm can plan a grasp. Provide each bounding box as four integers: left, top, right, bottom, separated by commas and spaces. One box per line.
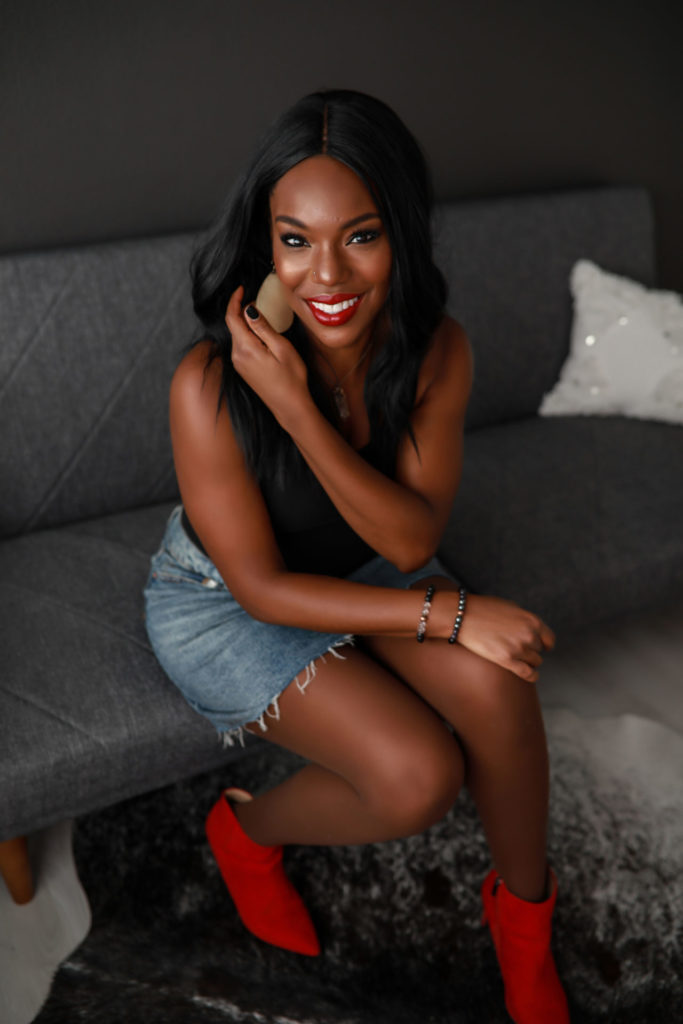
274, 212, 381, 230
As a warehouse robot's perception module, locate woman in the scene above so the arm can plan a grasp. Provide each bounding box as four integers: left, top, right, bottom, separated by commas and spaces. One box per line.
144, 89, 569, 1023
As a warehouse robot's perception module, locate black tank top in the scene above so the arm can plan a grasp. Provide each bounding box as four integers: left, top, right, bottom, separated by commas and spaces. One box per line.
181, 436, 395, 577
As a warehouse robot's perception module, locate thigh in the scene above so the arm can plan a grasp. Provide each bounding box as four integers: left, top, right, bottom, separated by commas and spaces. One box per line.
245, 643, 463, 798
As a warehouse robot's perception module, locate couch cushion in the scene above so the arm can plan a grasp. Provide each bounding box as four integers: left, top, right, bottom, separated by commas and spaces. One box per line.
437, 416, 683, 632
0, 502, 251, 841
433, 187, 655, 429
0, 236, 197, 539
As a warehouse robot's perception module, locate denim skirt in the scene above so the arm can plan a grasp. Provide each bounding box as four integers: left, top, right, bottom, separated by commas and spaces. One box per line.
144, 506, 455, 745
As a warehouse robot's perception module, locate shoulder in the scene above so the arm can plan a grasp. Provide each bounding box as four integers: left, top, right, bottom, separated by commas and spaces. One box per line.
170, 341, 223, 427
415, 315, 473, 407
170, 340, 253, 493
171, 340, 221, 406
169, 340, 241, 457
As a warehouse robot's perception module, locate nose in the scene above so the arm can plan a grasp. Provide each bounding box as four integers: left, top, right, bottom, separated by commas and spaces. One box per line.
311, 244, 346, 287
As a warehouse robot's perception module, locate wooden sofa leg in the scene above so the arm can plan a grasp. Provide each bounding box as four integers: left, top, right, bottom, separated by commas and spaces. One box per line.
0, 835, 35, 904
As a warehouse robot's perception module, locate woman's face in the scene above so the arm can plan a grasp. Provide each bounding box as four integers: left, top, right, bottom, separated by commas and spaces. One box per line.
269, 155, 392, 353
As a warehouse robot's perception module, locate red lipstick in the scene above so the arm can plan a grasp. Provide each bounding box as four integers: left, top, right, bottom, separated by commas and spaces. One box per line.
305, 293, 362, 326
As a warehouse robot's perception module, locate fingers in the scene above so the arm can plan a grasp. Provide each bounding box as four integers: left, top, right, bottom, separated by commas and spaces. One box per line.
241, 303, 291, 361
524, 647, 544, 668
517, 622, 551, 681
507, 617, 549, 681
225, 287, 290, 363
225, 287, 265, 344
512, 622, 553, 682
524, 612, 556, 653
225, 285, 245, 334
502, 639, 543, 682
226, 287, 258, 352
510, 660, 540, 684
539, 620, 556, 651
227, 284, 244, 314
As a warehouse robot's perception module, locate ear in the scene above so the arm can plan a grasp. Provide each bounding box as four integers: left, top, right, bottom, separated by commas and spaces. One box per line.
254, 271, 294, 333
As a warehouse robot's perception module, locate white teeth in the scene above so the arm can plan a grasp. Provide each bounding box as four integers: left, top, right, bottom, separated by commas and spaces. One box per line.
311, 296, 360, 314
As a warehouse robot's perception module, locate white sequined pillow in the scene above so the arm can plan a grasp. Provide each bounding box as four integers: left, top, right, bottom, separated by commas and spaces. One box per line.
539, 259, 683, 423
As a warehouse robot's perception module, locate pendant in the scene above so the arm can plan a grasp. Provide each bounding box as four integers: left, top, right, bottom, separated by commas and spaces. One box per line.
332, 385, 351, 420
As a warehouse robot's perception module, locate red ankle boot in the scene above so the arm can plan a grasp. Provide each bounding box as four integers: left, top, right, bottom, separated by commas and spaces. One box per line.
205, 788, 320, 956
481, 868, 570, 1023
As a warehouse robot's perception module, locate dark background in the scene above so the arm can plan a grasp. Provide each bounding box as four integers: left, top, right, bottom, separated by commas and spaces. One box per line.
1, 0, 681, 288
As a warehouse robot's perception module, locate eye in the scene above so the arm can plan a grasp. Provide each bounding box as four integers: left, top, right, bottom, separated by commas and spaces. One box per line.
347, 229, 381, 245
280, 233, 308, 248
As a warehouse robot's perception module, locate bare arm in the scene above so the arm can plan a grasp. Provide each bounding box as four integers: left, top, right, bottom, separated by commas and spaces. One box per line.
170, 343, 554, 681
226, 290, 473, 572
171, 345, 437, 637
289, 319, 472, 572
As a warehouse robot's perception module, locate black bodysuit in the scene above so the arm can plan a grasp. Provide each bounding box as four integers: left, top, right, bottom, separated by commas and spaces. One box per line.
181, 437, 395, 578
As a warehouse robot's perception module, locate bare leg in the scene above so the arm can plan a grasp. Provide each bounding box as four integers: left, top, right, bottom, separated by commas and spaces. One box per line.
363, 575, 550, 903
232, 645, 465, 847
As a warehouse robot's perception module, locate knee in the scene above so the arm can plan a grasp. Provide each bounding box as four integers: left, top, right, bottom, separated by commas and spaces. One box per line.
464, 658, 544, 741
366, 731, 464, 836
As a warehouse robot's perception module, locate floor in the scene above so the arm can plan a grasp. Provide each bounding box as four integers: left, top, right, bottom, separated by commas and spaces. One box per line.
537, 595, 683, 733
2, 594, 682, 1024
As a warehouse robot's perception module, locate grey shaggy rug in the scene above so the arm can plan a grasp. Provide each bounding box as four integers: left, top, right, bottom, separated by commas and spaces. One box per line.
34, 709, 683, 1023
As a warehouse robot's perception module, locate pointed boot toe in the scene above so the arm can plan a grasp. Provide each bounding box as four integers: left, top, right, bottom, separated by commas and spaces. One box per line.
206, 791, 320, 956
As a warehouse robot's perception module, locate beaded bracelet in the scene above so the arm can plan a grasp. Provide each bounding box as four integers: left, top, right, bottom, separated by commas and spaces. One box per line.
416, 584, 435, 643
448, 586, 467, 644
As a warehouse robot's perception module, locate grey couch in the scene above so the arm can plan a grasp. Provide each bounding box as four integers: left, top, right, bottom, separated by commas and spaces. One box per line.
2, 186, 681, 871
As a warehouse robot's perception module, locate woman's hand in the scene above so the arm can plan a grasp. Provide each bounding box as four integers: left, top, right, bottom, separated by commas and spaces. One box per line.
225, 286, 311, 431
432, 591, 555, 683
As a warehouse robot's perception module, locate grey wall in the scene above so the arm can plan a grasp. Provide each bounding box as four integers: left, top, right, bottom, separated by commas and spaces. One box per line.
2, 0, 681, 288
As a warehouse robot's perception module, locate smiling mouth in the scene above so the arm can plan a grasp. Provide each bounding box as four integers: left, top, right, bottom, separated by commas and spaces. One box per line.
305, 294, 362, 325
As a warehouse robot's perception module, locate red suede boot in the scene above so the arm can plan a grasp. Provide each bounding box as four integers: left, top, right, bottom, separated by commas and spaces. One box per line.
205, 788, 320, 956
481, 868, 570, 1023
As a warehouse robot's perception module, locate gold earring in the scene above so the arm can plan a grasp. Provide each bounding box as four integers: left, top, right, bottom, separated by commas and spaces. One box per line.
254, 270, 294, 333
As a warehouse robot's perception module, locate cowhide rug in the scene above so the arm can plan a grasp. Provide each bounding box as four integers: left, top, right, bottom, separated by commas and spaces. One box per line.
31, 709, 683, 1023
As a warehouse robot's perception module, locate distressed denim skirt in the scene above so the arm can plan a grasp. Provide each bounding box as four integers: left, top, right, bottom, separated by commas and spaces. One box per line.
144, 505, 455, 745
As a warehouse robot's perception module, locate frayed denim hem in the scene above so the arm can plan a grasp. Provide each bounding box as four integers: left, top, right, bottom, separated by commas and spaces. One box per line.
216, 634, 356, 748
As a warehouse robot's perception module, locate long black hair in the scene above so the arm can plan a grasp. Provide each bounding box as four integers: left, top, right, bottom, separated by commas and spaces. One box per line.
190, 89, 447, 484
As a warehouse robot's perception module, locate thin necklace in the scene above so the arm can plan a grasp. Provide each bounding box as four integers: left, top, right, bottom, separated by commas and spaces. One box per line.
314, 342, 372, 420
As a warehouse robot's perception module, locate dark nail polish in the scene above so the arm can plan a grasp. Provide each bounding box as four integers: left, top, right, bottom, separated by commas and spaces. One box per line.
245, 304, 259, 320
